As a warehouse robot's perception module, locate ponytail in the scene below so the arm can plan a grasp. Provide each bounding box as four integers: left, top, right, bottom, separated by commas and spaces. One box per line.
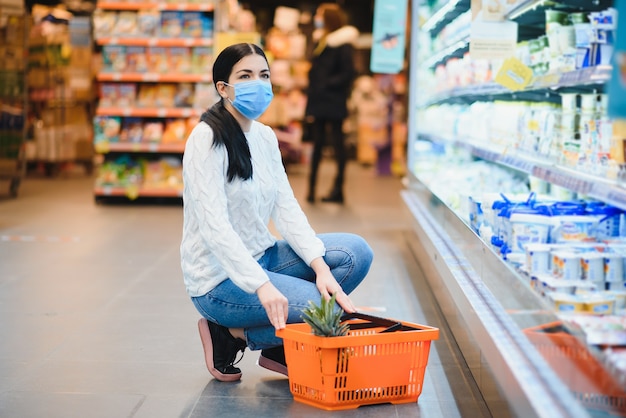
200, 100, 252, 182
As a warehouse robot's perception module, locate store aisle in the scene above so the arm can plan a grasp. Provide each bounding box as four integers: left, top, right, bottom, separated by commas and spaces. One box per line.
0, 162, 491, 418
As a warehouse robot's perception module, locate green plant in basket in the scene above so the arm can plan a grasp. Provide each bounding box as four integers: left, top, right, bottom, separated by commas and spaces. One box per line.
301, 293, 349, 337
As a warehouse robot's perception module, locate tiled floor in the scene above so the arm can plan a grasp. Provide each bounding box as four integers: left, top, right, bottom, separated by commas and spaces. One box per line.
0, 160, 491, 418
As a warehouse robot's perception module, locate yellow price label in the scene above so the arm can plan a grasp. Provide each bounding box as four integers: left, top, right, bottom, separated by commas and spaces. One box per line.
495, 57, 533, 91
95, 141, 110, 153
125, 184, 140, 200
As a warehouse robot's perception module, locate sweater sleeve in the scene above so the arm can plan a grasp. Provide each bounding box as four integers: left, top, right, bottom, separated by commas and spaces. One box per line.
262, 125, 326, 264
183, 123, 270, 293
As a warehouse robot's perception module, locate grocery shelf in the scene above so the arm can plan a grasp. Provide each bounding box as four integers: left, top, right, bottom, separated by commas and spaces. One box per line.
96, 107, 202, 118
419, 132, 626, 212
96, 37, 213, 47
422, 65, 612, 107
96, 2, 214, 11
421, 0, 469, 35
422, 34, 469, 69
97, 73, 212, 83
94, 142, 186, 154
94, 185, 183, 198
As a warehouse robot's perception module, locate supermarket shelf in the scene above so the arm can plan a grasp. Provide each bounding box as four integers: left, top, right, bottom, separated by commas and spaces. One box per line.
419, 132, 626, 212
96, 37, 213, 47
97, 73, 212, 83
422, 35, 469, 69
421, 0, 469, 35
422, 65, 612, 107
96, 107, 202, 118
96, 2, 214, 11
94, 185, 182, 198
94, 142, 186, 154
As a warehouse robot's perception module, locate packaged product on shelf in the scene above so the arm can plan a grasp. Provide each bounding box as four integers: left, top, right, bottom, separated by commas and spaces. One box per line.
182, 12, 203, 38
155, 84, 176, 108
99, 83, 119, 108
193, 83, 218, 109
581, 252, 606, 282
147, 47, 168, 73
137, 85, 157, 108
160, 11, 183, 38
119, 117, 143, 143
162, 119, 187, 143
137, 10, 160, 38
552, 250, 582, 280
93, 10, 117, 39
174, 83, 194, 108
168, 47, 192, 73
191, 47, 213, 74
117, 83, 137, 108
126, 46, 148, 72
525, 243, 553, 275
142, 121, 163, 143
113, 11, 138, 37
605, 253, 624, 282
94, 116, 121, 143
102, 45, 126, 72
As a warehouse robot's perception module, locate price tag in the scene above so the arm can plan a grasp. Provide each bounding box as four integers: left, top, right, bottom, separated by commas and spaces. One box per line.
95, 141, 110, 154
125, 185, 140, 200
149, 143, 159, 152
157, 108, 167, 118
494, 57, 533, 91
143, 73, 160, 82
181, 108, 192, 117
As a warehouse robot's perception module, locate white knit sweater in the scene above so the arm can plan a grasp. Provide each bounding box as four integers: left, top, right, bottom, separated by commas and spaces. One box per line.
180, 120, 326, 297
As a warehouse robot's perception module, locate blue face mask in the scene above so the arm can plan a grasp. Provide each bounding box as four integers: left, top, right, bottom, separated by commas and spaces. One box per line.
224, 80, 273, 120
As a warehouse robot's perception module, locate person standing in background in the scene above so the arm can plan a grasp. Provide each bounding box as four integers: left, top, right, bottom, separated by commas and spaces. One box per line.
305, 3, 359, 204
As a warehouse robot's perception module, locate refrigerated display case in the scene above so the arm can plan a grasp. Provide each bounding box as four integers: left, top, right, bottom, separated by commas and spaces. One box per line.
404, 1, 626, 417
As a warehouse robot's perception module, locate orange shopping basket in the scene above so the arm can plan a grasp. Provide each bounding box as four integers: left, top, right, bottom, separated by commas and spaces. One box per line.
524, 321, 626, 416
276, 312, 439, 411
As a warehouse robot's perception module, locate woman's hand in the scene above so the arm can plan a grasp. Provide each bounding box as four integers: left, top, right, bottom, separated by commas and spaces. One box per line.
311, 258, 357, 313
256, 281, 289, 330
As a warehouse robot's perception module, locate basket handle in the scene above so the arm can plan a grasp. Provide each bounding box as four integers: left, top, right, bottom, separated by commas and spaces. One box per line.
340, 312, 412, 333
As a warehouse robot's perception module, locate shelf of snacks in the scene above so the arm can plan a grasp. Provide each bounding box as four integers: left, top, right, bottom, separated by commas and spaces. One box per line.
94, 186, 183, 198
92, 0, 219, 200
94, 154, 183, 200
96, 38, 213, 47
95, 107, 203, 118
96, 2, 214, 12
94, 141, 186, 154
97, 73, 212, 83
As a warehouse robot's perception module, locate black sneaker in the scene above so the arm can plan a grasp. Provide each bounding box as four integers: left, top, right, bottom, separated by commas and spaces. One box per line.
198, 318, 247, 382
258, 345, 288, 377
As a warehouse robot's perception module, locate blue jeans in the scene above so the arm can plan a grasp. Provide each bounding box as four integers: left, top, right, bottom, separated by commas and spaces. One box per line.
191, 232, 373, 350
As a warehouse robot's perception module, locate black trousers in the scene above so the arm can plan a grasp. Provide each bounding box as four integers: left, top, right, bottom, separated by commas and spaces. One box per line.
308, 118, 346, 196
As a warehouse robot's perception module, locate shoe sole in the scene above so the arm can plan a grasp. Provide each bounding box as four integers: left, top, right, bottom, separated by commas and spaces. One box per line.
198, 318, 242, 382
257, 355, 288, 377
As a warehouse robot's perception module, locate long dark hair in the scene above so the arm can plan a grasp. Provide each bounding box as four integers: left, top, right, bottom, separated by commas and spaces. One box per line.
200, 43, 269, 182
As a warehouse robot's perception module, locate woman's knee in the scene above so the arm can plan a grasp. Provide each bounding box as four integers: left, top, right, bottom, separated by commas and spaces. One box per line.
322, 232, 373, 266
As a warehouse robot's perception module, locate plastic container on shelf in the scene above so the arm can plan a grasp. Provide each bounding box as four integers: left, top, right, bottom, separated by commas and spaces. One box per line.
276, 313, 439, 411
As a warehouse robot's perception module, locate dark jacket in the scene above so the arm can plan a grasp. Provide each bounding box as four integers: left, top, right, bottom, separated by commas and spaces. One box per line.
305, 26, 359, 121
